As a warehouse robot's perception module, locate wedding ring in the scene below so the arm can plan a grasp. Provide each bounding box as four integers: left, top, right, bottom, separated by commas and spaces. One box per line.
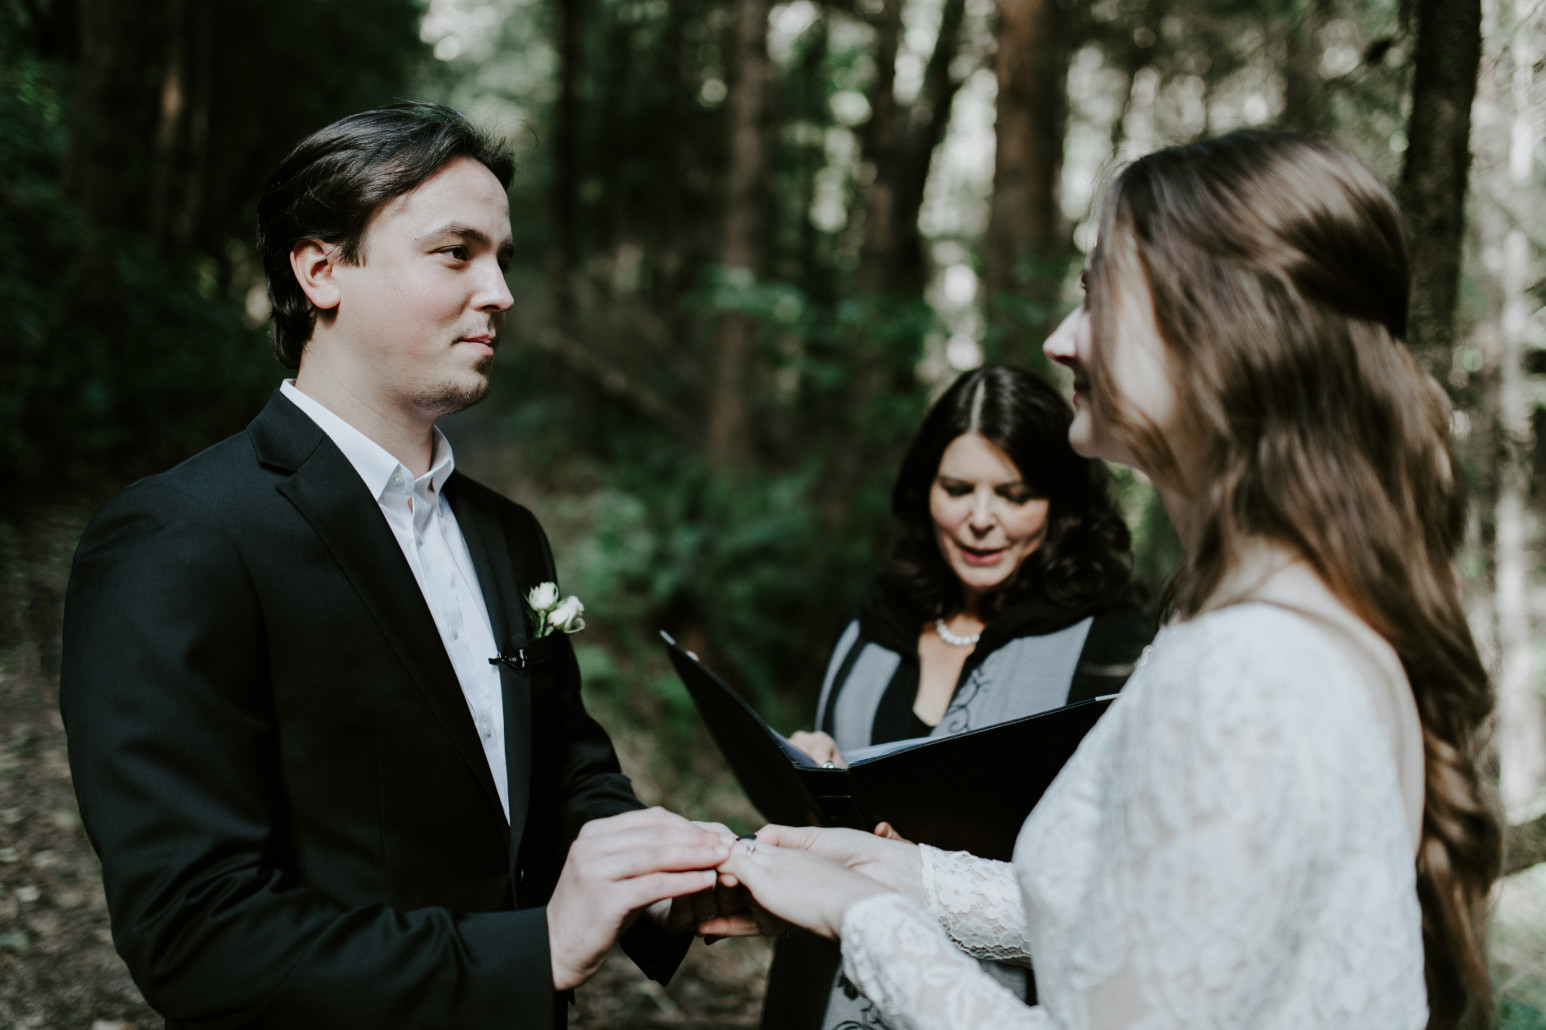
822, 760, 836, 769
742, 841, 756, 856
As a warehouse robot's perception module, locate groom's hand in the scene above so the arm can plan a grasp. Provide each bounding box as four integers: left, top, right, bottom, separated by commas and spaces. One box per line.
644, 821, 740, 932
547, 808, 730, 991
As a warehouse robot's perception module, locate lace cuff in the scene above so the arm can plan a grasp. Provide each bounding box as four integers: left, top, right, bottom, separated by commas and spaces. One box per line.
842, 893, 1050, 1030
920, 845, 1033, 965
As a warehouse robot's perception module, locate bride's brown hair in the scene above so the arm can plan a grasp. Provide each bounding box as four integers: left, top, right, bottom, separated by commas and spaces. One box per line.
1085, 131, 1501, 1029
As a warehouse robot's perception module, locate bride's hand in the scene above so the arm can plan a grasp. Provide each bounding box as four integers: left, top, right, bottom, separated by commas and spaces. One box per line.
741, 824, 924, 903
700, 839, 892, 940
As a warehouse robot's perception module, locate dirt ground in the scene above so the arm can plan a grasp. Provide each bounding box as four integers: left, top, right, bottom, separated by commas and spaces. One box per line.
0, 508, 771, 1029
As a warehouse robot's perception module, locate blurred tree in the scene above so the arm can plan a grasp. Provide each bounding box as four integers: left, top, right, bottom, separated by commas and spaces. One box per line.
1399, 0, 1482, 362
983, 0, 1076, 355
3, 0, 429, 504
1478, 0, 1544, 824
708, 0, 772, 471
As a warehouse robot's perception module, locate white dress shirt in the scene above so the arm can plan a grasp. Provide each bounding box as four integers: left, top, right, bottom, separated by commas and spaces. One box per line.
281, 380, 511, 822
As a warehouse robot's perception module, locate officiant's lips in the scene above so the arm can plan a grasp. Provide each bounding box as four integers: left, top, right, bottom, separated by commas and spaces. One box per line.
952, 541, 1007, 567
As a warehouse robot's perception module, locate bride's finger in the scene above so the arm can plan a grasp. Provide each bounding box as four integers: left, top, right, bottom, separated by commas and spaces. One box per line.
750, 824, 817, 849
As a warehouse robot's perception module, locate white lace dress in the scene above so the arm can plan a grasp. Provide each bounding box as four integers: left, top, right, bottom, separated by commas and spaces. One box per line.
838, 603, 1426, 1030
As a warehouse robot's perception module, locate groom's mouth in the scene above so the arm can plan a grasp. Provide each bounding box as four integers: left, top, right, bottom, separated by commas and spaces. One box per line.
457, 333, 497, 358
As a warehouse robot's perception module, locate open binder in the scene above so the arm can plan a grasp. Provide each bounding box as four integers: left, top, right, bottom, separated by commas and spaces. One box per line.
662, 631, 1114, 861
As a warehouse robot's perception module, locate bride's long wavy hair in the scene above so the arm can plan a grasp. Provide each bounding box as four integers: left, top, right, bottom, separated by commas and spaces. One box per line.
1085, 131, 1501, 1029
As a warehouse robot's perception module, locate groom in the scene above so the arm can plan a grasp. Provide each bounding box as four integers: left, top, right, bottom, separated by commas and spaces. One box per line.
59, 103, 728, 1029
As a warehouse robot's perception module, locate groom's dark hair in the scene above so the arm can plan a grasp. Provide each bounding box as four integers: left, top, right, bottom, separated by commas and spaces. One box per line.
257, 101, 515, 369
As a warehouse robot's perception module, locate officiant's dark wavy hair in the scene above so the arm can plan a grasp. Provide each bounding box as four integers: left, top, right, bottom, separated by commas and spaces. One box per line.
884, 365, 1133, 621
257, 102, 515, 369
1087, 131, 1500, 1030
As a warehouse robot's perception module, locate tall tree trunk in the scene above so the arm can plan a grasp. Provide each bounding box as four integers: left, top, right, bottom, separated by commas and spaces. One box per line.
1281, 0, 1333, 134
856, 0, 905, 295
149, 0, 187, 253
707, 0, 771, 471
68, 0, 160, 245
1494, 13, 1543, 821
854, 0, 972, 296
984, 0, 1073, 355
551, 0, 585, 321
1398, 0, 1482, 363
885, 0, 969, 296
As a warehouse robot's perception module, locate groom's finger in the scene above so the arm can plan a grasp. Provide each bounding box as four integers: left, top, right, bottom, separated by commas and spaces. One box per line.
620, 869, 721, 911
570, 838, 729, 886
697, 912, 762, 937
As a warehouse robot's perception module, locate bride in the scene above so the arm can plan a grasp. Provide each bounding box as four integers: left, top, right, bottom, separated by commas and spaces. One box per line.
703, 131, 1502, 1030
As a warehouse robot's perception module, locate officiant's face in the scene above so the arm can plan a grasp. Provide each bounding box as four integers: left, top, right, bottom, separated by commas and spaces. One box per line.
329, 156, 515, 416
930, 432, 1050, 608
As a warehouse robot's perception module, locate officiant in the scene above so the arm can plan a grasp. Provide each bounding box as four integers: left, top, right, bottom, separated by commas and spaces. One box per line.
769, 364, 1153, 1030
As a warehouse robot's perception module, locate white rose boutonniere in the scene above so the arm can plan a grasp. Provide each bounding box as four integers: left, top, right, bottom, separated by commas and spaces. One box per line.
525, 581, 584, 638
546, 595, 585, 635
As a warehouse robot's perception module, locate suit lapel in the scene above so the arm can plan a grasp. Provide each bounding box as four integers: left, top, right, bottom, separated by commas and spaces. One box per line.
252, 393, 508, 825
447, 477, 533, 857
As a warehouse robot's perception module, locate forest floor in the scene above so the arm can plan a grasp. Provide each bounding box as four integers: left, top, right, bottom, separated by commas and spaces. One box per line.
0, 506, 771, 1029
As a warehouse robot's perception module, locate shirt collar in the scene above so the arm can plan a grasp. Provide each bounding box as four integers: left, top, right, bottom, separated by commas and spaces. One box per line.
281, 380, 456, 501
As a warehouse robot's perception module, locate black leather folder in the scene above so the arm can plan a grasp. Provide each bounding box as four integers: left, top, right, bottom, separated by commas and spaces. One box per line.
662, 631, 1114, 861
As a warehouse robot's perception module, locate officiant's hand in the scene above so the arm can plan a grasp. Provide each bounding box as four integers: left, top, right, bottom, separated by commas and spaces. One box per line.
548, 808, 731, 991
703, 837, 892, 940
788, 730, 847, 768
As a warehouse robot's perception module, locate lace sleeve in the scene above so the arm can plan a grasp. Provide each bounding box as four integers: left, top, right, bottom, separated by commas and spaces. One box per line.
842, 893, 1053, 1030
919, 844, 1032, 965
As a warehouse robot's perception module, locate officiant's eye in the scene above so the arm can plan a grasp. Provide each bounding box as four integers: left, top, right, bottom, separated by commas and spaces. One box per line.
442, 245, 471, 261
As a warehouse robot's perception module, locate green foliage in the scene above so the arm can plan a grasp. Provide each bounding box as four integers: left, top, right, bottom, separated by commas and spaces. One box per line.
1497, 992, 1546, 1030
564, 436, 887, 727
0, 53, 275, 491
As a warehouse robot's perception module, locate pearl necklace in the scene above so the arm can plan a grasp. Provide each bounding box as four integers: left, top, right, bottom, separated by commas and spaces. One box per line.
933, 618, 981, 647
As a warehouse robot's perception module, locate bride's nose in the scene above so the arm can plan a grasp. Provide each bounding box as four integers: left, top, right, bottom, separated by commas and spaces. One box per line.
1043, 307, 1081, 367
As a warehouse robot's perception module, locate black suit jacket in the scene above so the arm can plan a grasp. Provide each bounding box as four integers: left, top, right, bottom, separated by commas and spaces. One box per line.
60, 392, 686, 1028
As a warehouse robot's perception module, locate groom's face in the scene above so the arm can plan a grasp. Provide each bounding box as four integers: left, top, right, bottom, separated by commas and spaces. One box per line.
328, 155, 515, 416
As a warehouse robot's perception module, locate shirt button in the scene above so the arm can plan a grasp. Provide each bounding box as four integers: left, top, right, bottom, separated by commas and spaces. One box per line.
391, 474, 404, 486
450, 627, 459, 640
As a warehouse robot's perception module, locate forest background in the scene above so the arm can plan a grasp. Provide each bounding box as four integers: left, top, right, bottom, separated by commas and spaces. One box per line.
2, 0, 1545, 1025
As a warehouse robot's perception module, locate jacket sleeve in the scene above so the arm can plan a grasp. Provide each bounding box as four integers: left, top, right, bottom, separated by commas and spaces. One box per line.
60, 480, 557, 1029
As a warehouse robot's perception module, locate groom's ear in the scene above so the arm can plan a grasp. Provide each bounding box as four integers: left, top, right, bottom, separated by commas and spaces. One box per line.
289, 239, 342, 312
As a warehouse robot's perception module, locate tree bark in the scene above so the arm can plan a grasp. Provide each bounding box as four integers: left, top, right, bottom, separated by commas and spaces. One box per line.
1493, 14, 1543, 822
872, 0, 970, 296
551, 0, 585, 320
707, 0, 771, 471
67, 0, 161, 244
856, 0, 905, 294
1505, 810, 1546, 876
984, 0, 1074, 353
149, 0, 187, 252
1398, 0, 1482, 362
1281, 0, 1333, 135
